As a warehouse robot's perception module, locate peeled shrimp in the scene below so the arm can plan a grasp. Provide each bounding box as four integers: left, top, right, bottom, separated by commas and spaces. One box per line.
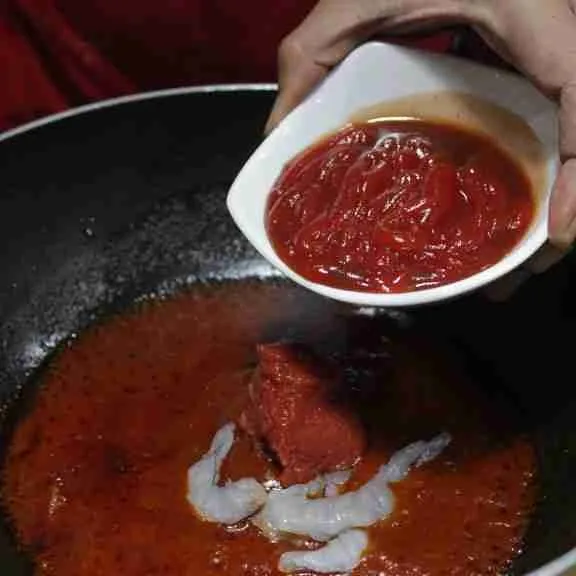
278, 529, 368, 574
187, 423, 267, 525
254, 432, 451, 542
323, 469, 352, 497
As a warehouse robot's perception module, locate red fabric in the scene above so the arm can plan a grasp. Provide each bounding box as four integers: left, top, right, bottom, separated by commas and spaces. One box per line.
0, 0, 457, 132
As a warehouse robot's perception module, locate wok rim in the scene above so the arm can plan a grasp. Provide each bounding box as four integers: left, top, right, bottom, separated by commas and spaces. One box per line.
0, 82, 573, 576
0, 83, 277, 144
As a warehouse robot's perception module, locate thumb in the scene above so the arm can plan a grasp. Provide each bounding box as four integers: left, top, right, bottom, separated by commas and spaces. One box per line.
264, 4, 371, 135
264, 0, 385, 135
264, 42, 328, 136
264, 0, 484, 135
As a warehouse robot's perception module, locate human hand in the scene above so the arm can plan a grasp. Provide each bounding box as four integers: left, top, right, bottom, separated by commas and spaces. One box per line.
266, 0, 576, 297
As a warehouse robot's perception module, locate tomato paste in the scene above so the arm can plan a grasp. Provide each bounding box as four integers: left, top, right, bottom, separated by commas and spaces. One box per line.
240, 343, 365, 484
266, 120, 534, 292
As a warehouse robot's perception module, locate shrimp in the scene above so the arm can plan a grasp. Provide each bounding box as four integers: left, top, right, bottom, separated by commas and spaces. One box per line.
324, 469, 352, 497
254, 432, 451, 542
187, 423, 267, 525
278, 529, 368, 574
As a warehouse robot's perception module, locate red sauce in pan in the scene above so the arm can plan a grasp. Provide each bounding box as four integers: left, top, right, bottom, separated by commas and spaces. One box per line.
266, 120, 534, 292
3, 282, 536, 575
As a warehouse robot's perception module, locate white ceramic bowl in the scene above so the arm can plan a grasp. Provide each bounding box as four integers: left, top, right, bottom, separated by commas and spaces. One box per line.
227, 41, 559, 307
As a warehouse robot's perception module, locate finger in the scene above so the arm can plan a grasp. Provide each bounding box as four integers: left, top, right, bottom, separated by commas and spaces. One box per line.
264, 42, 331, 136
549, 81, 576, 248
475, 1, 576, 253
548, 160, 576, 248
476, 0, 576, 96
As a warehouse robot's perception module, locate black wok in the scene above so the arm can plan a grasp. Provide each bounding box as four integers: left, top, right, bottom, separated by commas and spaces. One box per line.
0, 86, 575, 575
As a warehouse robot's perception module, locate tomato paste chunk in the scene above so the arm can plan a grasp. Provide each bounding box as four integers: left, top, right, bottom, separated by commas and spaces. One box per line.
241, 343, 365, 484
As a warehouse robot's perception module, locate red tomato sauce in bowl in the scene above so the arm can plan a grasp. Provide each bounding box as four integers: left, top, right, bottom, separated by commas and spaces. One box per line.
266, 120, 535, 293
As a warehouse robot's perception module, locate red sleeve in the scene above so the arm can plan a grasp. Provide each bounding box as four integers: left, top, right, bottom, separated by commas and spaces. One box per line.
1, 0, 459, 133
0, 4, 67, 131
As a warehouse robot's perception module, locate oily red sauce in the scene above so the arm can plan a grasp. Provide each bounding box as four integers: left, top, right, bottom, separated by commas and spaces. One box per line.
266, 120, 535, 292
3, 281, 536, 575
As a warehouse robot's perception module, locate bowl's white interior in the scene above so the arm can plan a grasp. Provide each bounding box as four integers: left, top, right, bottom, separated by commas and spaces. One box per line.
227, 41, 558, 307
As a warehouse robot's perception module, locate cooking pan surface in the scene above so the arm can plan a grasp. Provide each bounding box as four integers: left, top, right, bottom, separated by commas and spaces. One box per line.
0, 86, 575, 575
